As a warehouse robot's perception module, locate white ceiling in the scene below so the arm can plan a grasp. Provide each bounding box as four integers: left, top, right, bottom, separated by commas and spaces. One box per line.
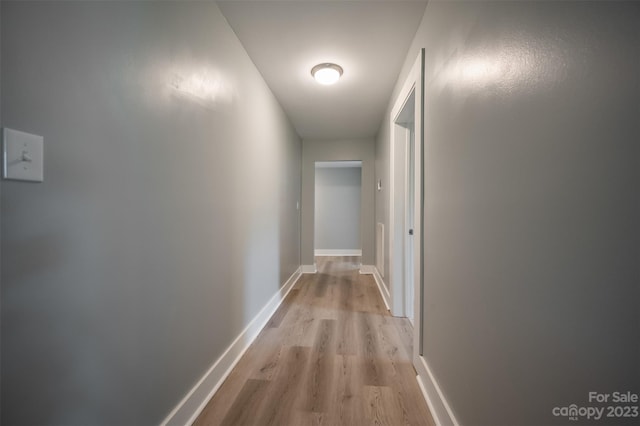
217, 0, 427, 140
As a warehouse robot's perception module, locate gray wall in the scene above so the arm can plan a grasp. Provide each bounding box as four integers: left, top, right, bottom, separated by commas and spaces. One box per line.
302, 139, 374, 265
377, 1, 639, 425
314, 166, 362, 251
1, 1, 301, 424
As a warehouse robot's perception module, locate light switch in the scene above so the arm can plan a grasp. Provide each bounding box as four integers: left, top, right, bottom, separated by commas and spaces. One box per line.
3, 128, 44, 182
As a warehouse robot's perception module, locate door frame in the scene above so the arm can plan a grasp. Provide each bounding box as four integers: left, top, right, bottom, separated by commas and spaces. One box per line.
389, 102, 414, 319
389, 50, 424, 346
313, 161, 363, 257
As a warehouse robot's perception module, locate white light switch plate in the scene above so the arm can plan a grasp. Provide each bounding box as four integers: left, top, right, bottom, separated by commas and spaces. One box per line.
3, 128, 44, 182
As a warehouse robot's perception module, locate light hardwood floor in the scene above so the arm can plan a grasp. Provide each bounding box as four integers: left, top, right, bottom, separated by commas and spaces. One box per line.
194, 256, 435, 426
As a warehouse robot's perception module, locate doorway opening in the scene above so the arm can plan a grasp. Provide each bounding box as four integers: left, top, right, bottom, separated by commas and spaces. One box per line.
314, 161, 363, 257
391, 92, 416, 324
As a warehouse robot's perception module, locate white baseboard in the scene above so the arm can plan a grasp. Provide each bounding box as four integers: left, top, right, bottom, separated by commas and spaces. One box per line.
301, 264, 317, 274
414, 355, 460, 426
160, 267, 302, 426
370, 266, 391, 311
314, 249, 362, 256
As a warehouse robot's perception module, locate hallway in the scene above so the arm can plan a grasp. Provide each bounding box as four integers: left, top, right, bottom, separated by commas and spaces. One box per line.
194, 257, 435, 426
3, 1, 638, 424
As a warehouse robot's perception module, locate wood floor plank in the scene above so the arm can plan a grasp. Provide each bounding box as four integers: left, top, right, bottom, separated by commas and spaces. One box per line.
255, 345, 310, 426
267, 289, 299, 328
389, 315, 414, 358
249, 328, 284, 381
330, 354, 365, 426
362, 275, 388, 315
336, 310, 358, 355
278, 286, 317, 348
290, 410, 329, 426
314, 273, 330, 297
314, 318, 336, 354
338, 274, 354, 312
193, 256, 434, 426
300, 319, 336, 412
356, 312, 390, 386
219, 379, 270, 426
364, 385, 408, 426
392, 361, 437, 426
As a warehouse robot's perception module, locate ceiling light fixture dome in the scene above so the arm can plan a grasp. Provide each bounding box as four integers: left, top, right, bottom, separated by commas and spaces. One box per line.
311, 63, 343, 85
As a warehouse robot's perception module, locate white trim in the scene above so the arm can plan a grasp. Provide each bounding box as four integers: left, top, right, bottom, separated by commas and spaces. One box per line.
414, 355, 460, 426
417, 374, 443, 426
375, 223, 385, 277
160, 267, 302, 426
314, 249, 362, 257
300, 264, 317, 274
411, 48, 426, 384
358, 264, 375, 274
371, 266, 391, 311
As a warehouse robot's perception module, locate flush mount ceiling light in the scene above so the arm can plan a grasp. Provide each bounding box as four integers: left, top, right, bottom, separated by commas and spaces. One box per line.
311, 63, 343, 85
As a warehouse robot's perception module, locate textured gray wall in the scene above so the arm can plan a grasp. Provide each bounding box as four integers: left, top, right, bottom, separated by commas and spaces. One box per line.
1, 1, 301, 424
302, 139, 374, 265
314, 166, 362, 251
377, 1, 640, 425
